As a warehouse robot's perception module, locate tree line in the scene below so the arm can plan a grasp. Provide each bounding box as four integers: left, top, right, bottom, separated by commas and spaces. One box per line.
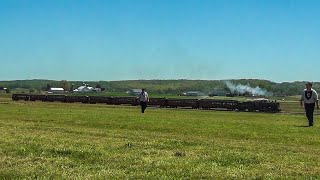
0, 79, 319, 96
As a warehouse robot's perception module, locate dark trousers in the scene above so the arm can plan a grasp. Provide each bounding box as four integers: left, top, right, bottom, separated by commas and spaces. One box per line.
140, 101, 147, 113
304, 103, 315, 126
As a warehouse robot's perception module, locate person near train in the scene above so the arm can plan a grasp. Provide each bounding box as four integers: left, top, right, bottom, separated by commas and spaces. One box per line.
138, 88, 149, 113
300, 82, 319, 126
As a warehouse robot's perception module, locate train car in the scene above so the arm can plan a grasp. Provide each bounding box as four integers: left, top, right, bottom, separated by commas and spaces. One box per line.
10, 94, 281, 113
148, 98, 167, 107
46, 95, 66, 102
237, 101, 255, 112
29, 94, 47, 101
199, 99, 239, 110
253, 100, 281, 113
65, 96, 89, 103
110, 97, 139, 106
166, 99, 199, 109
12, 94, 29, 101
269, 101, 281, 112
88, 96, 112, 104
236, 99, 281, 113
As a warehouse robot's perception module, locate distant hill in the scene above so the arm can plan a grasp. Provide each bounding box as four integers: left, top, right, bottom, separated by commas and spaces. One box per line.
0, 79, 319, 96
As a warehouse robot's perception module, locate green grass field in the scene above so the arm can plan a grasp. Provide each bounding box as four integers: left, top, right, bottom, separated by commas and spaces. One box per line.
1, 96, 320, 179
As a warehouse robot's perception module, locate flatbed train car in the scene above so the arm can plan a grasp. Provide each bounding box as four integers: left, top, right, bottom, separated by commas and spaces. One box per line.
12, 94, 281, 113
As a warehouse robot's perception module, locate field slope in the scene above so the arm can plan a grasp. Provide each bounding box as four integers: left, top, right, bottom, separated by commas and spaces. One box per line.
1, 99, 320, 179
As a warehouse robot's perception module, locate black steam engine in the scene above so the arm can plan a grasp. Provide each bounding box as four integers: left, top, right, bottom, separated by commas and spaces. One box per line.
12, 94, 281, 113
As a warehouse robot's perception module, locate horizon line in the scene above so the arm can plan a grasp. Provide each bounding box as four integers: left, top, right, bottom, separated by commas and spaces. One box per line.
0, 78, 315, 84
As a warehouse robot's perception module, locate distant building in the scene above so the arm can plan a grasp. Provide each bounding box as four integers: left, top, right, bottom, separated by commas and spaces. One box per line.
209, 89, 227, 96
48, 88, 65, 94
182, 91, 205, 96
73, 83, 102, 93
0, 87, 7, 93
127, 89, 142, 96
74, 85, 94, 93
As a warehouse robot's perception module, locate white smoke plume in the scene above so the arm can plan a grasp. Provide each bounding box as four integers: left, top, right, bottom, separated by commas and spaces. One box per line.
225, 81, 271, 96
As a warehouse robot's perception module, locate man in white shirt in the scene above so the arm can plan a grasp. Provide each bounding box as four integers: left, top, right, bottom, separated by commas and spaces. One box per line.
138, 88, 149, 113
300, 82, 319, 126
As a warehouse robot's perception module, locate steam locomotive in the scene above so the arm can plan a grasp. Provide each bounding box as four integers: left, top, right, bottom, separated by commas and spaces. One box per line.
12, 94, 281, 113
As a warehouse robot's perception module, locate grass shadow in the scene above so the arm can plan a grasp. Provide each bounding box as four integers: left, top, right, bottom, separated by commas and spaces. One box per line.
294, 125, 311, 128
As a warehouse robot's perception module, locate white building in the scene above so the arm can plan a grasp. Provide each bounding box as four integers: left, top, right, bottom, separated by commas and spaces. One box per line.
74, 86, 94, 93
0, 88, 7, 93
127, 89, 142, 96
95, 88, 102, 93
48, 88, 65, 94
182, 91, 205, 96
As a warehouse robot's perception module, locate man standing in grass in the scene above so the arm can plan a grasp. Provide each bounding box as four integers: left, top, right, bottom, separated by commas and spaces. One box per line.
138, 88, 149, 113
300, 82, 319, 126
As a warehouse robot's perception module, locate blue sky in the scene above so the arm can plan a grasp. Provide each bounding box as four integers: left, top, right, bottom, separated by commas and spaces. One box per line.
1, 0, 320, 82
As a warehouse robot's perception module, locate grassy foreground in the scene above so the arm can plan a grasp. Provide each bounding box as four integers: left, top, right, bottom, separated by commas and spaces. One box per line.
1, 99, 320, 179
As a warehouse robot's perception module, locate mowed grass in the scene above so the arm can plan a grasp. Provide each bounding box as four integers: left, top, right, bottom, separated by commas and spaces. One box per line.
1, 100, 320, 179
